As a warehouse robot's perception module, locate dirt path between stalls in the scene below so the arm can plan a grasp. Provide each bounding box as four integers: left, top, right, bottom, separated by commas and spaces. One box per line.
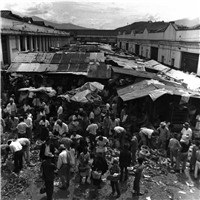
1, 149, 200, 200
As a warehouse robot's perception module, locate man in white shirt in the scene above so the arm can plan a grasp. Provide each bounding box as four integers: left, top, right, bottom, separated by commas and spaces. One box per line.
53, 119, 69, 136
181, 122, 192, 141
139, 127, 156, 148
17, 137, 34, 166
57, 144, 70, 189
6, 98, 17, 116
16, 117, 29, 138
114, 126, 126, 148
86, 119, 98, 151
96, 135, 109, 156
8, 140, 23, 173
24, 113, 33, 143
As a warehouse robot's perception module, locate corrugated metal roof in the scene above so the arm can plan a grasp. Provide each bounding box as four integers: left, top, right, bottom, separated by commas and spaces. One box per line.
118, 79, 200, 102
8, 52, 111, 79
107, 56, 138, 69
17, 63, 40, 72
13, 53, 36, 63
112, 66, 158, 79
32, 53, 54, 63
144, 60, 200, 91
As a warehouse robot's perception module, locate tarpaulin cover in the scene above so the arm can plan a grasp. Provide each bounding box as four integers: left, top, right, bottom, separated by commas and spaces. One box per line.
71, 89, 91, 103
59, 82, 104, 102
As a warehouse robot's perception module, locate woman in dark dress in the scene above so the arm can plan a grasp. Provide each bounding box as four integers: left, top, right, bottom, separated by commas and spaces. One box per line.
90, 152, 108, 189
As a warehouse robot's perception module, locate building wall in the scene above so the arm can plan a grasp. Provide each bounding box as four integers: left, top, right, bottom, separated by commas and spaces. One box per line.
117, 24, 200, 74
176, 30, 200, 42
1, 17, 71, 67
0, 35, 3, 69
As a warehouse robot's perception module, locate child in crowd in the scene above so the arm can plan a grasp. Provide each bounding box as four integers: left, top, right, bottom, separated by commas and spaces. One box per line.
133, 157, 145, 196
109, 159, 121, 197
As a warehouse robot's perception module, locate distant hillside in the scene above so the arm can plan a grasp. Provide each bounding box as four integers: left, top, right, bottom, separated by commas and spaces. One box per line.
115, 21, 169, 33
31, 16, 89, 30
174, 17, 200, 27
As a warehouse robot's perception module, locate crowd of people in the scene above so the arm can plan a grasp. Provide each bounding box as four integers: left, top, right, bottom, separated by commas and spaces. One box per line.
1, 82, 200, 200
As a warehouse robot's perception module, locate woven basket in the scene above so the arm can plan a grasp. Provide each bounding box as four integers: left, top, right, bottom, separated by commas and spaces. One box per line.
92, 171, 101, 179
107, 174, 120, 182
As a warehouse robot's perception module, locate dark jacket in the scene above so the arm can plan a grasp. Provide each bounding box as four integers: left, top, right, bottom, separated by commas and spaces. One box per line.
39, 143, 55, 160
92, 155, 108, 175
41, 160, 56, 182
119, 149, 131, 167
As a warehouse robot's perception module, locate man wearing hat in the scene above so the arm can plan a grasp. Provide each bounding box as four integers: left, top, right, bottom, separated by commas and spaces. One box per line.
39, 137, 55, 161
41, 152, 56, 200
157, 122, 170, 156
176, 133, 191, 173
180, 122, 192, 141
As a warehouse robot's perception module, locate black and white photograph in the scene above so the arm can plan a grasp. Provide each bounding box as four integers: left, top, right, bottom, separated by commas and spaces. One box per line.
0, 0, 200, 199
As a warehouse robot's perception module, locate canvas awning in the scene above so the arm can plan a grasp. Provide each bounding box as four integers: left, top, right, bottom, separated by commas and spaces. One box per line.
59, 82, 104, 102
18, 87, 57, 97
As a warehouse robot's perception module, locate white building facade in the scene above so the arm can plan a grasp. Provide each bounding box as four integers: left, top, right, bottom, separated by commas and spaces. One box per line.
1, 11, 71, 69
117, 23, 200, 75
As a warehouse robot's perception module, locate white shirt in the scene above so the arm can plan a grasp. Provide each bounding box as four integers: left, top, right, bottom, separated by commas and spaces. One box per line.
9, 141, 22, 153
0, 107, 2, 119
89, 111, 94, 120
57, 150, 68, 169
114, 126, 125, 134
6, 103, 17, 114
39, 120, 50, 127
57, 106, 63, 117
17, 138, 30, 146
140, 127, 154, 139
23, 104, 31, 112
53, 122, 69, 135
44, 144, 50, 156
181, 127, 192, 140
86, 123, 98, 135
25, 117, 33, 129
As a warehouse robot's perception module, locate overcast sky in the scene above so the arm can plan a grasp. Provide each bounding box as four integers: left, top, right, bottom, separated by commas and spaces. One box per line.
1, 0, 200, 29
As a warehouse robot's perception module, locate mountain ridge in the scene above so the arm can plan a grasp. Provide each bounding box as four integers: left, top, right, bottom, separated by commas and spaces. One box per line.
31, 16, 90, 30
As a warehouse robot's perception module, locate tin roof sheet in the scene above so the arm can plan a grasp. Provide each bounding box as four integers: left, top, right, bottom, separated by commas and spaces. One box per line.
112, 66, 158, 79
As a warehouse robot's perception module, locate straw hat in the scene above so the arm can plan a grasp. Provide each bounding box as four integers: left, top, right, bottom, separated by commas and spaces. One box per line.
59, 144, 66, 150
160, 122, 166, 126
183, 122, 190, 127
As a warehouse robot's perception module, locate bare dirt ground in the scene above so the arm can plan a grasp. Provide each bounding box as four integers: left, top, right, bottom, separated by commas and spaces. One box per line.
1, 149, 200, 200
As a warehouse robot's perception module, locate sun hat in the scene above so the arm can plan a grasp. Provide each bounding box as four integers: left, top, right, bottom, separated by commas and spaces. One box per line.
183, 122, 190, 127
160, 122, 166, 126
59, 144, 66, 150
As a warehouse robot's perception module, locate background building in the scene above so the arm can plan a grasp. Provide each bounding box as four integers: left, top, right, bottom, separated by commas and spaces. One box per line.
117, 21, 200, 75
68, 29, 117, 46
1, 11, 72, 69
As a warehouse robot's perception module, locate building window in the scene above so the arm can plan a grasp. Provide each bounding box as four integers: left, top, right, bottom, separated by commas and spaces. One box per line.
146, 50, 148, 58
162, 56, 164, 63
171, 58, 175, 67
